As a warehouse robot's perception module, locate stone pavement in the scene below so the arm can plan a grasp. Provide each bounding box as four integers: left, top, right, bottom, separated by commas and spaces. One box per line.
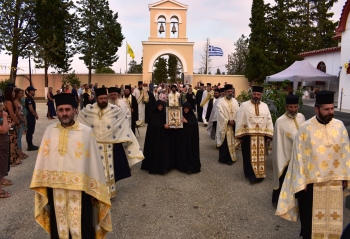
1, 103, 350, 239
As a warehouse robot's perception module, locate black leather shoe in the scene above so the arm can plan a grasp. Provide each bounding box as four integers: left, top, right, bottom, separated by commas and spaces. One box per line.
28, 145, 39, 151
226, 160, 233, 165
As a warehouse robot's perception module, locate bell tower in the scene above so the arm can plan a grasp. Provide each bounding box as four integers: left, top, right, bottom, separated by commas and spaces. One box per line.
142, 0, 194, 83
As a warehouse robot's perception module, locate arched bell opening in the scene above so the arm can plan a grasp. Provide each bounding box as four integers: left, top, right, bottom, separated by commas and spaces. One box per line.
157, 16, 166, 38
170, 16, 179, 38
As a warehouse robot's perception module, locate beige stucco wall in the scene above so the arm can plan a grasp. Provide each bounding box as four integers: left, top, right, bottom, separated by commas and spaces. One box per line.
193, 75, 250, 97
0, 74, 143, 98
0, 73, 249, 98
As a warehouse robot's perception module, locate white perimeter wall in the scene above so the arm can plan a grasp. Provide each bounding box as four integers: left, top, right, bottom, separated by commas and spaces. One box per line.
339, 11, 350, 111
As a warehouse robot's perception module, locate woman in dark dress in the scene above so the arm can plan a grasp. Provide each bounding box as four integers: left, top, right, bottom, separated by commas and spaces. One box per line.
185, 88, 196, 112
175, 102, 201, 173
0, 100, 11, 198
141, 100, 171, 174
47, 87, 56, 119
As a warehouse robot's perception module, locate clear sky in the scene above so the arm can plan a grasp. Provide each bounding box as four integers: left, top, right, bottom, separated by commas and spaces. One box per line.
0, 0, 346, 75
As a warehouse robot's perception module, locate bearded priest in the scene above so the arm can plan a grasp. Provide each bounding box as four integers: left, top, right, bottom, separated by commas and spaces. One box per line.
215, 84, 240, 165
235, 86, 274, 183
276, 90, 350, 239
30, 93, 112, 239
271, 94, 305, 206
78, 88, 144, 199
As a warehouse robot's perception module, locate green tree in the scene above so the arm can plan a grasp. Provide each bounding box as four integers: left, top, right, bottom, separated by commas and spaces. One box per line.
226, 34, 248, 75
168, 55, 179, 81
153, 57, 167, 84
245, 0, 270, 83
62, 71, 81, 87
95, 67, 115, 74
76, 0, 124, 83
309, 0, 338, 49
32, 0, 75, 87
127, 60, 142, 73
0, 0, 37, 83
215, 68, 221, 75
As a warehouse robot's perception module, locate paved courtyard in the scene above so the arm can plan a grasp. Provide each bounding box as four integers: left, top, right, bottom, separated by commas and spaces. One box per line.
1, 103, 350, 239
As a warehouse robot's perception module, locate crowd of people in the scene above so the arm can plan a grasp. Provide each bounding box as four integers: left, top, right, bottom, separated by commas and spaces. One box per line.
1, 78, 350, 239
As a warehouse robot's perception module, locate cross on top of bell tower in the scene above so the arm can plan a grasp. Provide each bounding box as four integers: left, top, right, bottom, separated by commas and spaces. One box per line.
148, 0, 188, 41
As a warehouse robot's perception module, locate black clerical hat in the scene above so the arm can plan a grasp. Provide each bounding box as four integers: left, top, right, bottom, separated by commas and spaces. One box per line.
200, 83, 204, 86
252, 86, 263, 93
171, 84, 177, 89
220, 88, 225, 93
95, 88, 108, 97
54, 93, 76, 107
315, 90, 335, 104
207, 83, 212, 86
214, 88, 220, 93
124, 85, 131, 90
108, 87, 119, 93
224, 84, 233, 90
138, 81, 143, 86
285, 94, 299, 104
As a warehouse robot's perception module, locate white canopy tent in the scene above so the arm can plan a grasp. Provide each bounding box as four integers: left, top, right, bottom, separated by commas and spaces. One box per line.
266, 60, 338, 90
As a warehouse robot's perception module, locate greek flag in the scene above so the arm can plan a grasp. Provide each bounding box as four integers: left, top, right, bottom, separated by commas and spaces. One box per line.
208, 45, 223, 56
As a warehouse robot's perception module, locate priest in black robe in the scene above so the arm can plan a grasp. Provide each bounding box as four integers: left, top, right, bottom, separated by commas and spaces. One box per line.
144, 88, 156, 124
175, 102, 201, 173
195, 83, 204, 122
205, 88, 220, 122
124, 85, 138, 134
141, 100, 171, 174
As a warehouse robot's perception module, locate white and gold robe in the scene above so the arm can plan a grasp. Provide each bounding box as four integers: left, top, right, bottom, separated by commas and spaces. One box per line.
207, 97, 221, 140
272, 113, 305, 190
235, 100, 274, 178
215, 97, 240, 161
78, 103, 144, 198
276, 117, 350, 238
200, 90, 213, 123
168, 91, 181, 107
30, 122, 112, 239
109, 98, 131, 128
133, 88, 149, 127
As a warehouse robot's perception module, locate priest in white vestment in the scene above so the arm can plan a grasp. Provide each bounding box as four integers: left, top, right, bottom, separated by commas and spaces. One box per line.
108, 87, 131, 128
271, 94, 305, 206
30, 93, 112, 239
276, 91, 350, 239
215, 84, 240, 165
207, 88, 224, 140
235, 86, 274, 183
78, 88, 144, 199
133, 81, 149, 127
168, 84, 181, 107
200, 83, 213, 126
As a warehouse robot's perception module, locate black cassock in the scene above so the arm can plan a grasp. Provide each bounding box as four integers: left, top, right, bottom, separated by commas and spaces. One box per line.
113, 143, 131, 182
129, 95, 138, 134
175, 102, 201, 173
185, 93, 196, 112
205, 98, 214, 122
195, 90, 203, 122
141, 100, 171, 174
145, 91, 156, 124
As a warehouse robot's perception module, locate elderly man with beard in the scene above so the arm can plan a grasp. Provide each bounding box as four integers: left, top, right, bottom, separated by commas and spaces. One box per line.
78, 88, 144, 199
30, 94, 112, 239
235, 86, 274, 183
108, 87, 131, 128
215, 84, 240, 165
271, 94, 305, 206
276, 91, 350, 239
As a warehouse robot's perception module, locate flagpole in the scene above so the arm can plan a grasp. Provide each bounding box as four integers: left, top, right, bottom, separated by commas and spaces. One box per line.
206, 38, 208, 75
125, 40, 128, 74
